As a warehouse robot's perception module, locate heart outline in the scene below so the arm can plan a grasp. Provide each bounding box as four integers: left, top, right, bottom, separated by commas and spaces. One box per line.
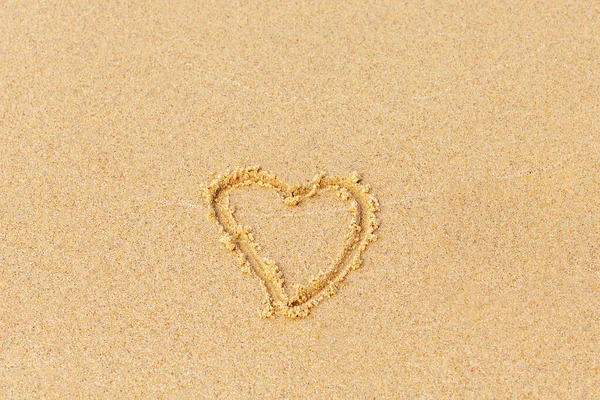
202, 166, 380, 318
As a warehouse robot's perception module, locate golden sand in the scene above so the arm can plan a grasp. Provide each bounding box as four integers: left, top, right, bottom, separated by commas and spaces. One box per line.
2, 1, 599, 397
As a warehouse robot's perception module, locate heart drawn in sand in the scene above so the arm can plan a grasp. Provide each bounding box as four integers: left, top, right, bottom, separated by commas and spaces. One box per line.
202, 166, 380, 318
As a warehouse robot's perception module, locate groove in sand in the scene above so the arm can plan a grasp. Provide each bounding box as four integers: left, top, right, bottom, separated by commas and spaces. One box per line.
202, 166, 380, 318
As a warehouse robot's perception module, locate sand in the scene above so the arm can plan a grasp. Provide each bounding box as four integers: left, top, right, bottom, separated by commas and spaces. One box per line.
1, 1, 599, 398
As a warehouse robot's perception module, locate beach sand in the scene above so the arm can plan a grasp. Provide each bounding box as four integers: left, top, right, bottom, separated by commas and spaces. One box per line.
1, 1, 599, 398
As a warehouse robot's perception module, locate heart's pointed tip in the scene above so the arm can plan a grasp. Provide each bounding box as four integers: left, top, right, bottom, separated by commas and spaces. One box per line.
291, 284, 310, 305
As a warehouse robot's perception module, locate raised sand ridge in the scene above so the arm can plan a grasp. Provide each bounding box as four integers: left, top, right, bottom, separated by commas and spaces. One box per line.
203, 167, 380, 318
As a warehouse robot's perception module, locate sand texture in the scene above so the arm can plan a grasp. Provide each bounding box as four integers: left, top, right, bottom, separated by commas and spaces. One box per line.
1, 1, 599, 398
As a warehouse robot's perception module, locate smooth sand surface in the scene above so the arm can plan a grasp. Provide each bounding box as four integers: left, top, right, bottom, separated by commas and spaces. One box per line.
1, 1, 599, 398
